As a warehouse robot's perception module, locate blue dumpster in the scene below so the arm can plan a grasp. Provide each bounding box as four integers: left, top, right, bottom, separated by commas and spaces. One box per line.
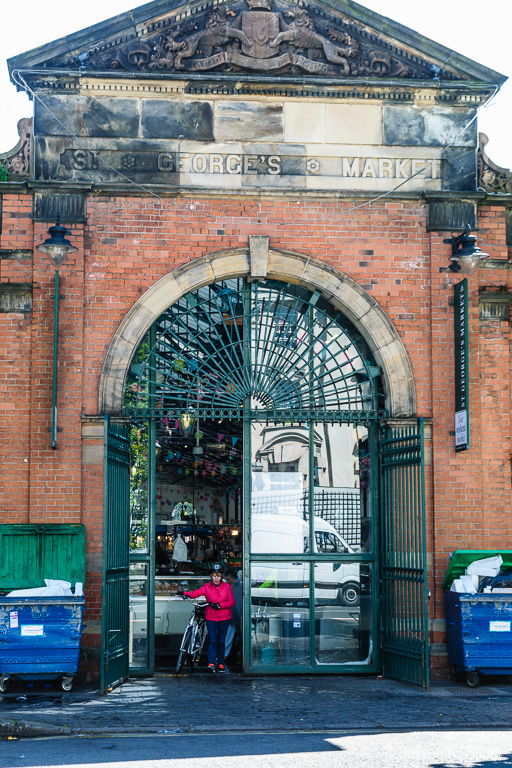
443, 550, 512, 687
0, 524, 86, 692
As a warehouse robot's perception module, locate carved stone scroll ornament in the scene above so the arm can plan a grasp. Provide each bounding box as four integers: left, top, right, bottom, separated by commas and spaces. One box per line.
478, 133, 512, 194
0, 118, 33, 179
57, 0, 458, 80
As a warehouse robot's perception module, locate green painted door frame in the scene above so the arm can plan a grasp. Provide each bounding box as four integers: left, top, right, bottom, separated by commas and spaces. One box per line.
101, 416, 131, 692
379, 418, 429, 689
243, 418, 380, 674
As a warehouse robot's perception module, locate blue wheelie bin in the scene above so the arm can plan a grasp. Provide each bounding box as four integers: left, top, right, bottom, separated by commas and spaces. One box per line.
0, 524, 86, 692
443, 550, 512, 687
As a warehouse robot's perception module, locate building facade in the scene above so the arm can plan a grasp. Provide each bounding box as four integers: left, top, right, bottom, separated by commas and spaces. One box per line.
1, 0, 511, 688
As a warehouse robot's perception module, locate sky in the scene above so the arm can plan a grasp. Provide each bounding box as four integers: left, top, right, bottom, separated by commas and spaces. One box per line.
1, 0, 510, 170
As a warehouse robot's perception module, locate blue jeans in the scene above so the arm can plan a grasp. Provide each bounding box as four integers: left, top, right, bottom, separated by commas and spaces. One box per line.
206, 619, 229, 666
225, 620, 238, 659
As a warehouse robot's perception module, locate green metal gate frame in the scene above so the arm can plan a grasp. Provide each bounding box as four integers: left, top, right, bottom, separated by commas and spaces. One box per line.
379, 419, 429, 688
101, 416, 131, 692
117, 278, 428, 682
243, 418, 380, 674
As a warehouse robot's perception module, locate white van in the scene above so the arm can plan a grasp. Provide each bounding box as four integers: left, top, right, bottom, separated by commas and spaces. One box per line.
251, 514, 360, 606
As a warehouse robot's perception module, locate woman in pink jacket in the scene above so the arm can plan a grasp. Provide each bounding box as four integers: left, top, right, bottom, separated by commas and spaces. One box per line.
182, 564, 235, 672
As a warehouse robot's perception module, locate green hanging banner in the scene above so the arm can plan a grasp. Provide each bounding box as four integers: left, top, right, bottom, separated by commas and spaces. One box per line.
454, 278, 469, 452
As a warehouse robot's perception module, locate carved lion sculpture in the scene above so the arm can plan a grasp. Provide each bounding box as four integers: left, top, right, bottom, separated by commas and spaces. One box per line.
174, 11, 254, 69
269, 9, 357, 74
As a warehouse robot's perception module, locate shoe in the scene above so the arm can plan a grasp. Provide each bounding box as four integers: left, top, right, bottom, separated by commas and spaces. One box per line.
208, 663, 216, 672
217, 664, 225, 672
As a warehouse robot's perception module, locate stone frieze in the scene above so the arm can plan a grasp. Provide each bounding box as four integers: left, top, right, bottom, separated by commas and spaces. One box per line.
50, 0, 460, 80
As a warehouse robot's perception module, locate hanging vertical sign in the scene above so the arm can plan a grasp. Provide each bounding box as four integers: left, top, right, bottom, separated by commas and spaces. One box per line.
454, 279, 469, 452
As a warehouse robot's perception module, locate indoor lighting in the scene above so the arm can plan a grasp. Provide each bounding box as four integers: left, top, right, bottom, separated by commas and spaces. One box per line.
179, 408, 195, 437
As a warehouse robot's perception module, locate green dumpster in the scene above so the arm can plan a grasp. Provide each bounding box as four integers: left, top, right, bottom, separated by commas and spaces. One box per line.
0, 524, 86, 692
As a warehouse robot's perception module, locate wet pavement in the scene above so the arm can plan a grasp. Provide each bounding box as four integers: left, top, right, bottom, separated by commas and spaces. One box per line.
2, 672, 512, 738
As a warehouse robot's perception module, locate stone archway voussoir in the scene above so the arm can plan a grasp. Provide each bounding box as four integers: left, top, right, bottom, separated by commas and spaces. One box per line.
98, 247, 416, 418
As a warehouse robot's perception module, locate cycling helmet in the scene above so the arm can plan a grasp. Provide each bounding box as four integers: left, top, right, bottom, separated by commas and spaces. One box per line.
210, 563, 224, 573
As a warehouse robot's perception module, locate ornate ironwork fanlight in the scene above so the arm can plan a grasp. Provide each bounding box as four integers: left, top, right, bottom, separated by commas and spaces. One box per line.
124, 279, 383, 422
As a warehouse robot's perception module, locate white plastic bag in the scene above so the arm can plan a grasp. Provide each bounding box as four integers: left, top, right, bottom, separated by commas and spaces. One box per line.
466, 555, 503, 577
7, 578, 73, 597
459, 574, 477, 594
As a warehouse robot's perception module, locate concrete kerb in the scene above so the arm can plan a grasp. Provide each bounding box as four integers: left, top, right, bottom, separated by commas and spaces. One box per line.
0, 719, 74, 738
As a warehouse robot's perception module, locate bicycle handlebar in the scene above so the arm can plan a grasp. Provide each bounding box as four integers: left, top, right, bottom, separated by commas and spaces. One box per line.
177, 595, 215, 607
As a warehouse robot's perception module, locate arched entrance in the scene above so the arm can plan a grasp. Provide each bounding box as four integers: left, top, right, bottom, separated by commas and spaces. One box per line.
100, 251, 427, 687
99, 247, 415, 418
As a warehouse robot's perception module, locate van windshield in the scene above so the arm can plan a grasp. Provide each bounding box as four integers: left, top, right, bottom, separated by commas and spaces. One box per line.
315, 531, 350, 553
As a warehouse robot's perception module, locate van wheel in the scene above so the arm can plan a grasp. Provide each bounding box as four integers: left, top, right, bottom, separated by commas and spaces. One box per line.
338, 583, 360, 606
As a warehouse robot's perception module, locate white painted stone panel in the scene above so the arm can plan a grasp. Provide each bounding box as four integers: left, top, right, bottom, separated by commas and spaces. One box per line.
325, 104, 382, 145
284, 102, 326, 143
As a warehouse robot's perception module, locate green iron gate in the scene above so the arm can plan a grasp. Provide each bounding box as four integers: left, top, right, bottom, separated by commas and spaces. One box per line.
380, 419, 429, 688
101, 416, 131, 692
118, 278, 431, 683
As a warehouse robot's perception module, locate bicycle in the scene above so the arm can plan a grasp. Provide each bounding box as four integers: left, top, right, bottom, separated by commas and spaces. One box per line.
175, 596, 209, 674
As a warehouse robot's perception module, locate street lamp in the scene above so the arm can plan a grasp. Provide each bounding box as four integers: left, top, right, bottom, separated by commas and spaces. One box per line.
444, 225, 489, 276
36, 215, 78, 448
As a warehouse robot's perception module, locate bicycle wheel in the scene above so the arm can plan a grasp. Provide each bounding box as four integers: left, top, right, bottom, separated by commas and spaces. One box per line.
189, 626, 201, 671
176, 648, 188, 674
176, 626, 193, 674
190, 622, 207, 671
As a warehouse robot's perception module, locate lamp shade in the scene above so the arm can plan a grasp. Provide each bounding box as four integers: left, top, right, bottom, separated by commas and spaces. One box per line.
179, 409, 195, 437
36, 217, 78, 268
447, 227, 489, 276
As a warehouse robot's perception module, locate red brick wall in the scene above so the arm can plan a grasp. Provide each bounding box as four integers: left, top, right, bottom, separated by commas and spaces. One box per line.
1, 191, 510, 680
0, 195, 34, 522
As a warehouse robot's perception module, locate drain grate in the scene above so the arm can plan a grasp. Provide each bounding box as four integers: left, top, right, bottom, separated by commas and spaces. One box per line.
446, 687, 500, 695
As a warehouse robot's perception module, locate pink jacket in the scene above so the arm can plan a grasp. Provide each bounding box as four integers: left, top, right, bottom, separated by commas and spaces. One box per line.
184, 581, 235, 622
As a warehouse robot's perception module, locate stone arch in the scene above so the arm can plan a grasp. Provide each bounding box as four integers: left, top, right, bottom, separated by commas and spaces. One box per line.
98, 247, 415, 417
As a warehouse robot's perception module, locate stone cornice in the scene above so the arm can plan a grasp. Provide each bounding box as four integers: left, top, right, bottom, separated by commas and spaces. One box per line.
21, 70, 494, 104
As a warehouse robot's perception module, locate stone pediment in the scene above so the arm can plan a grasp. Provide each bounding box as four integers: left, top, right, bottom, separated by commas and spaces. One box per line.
8, 0, 506, 86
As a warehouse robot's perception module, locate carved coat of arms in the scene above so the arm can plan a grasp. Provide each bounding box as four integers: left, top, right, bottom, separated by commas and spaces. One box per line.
240, 5, 280, 59
65, 0, 459, 82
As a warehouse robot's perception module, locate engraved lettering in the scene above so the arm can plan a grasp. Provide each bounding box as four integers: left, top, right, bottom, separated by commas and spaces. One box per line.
209, 154, 224, 174
226, 155, 242, 174
362, 159, 377, 178
178, 152, 190, 173
243, 155, 257, 174
157, 152, 175, 171
412, 159, 426, 177
342, 158, 360, 177
267, 155, 281, 175
395, 159, 409, 178
192, 154, 208, 173
378, 159, 393, 178
429, 159, 441, 179
72, 150, 89, 170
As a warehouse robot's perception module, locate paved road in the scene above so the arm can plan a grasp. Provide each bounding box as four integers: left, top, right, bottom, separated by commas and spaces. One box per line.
2, 731, 512, 768
3, 674, 512, 738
